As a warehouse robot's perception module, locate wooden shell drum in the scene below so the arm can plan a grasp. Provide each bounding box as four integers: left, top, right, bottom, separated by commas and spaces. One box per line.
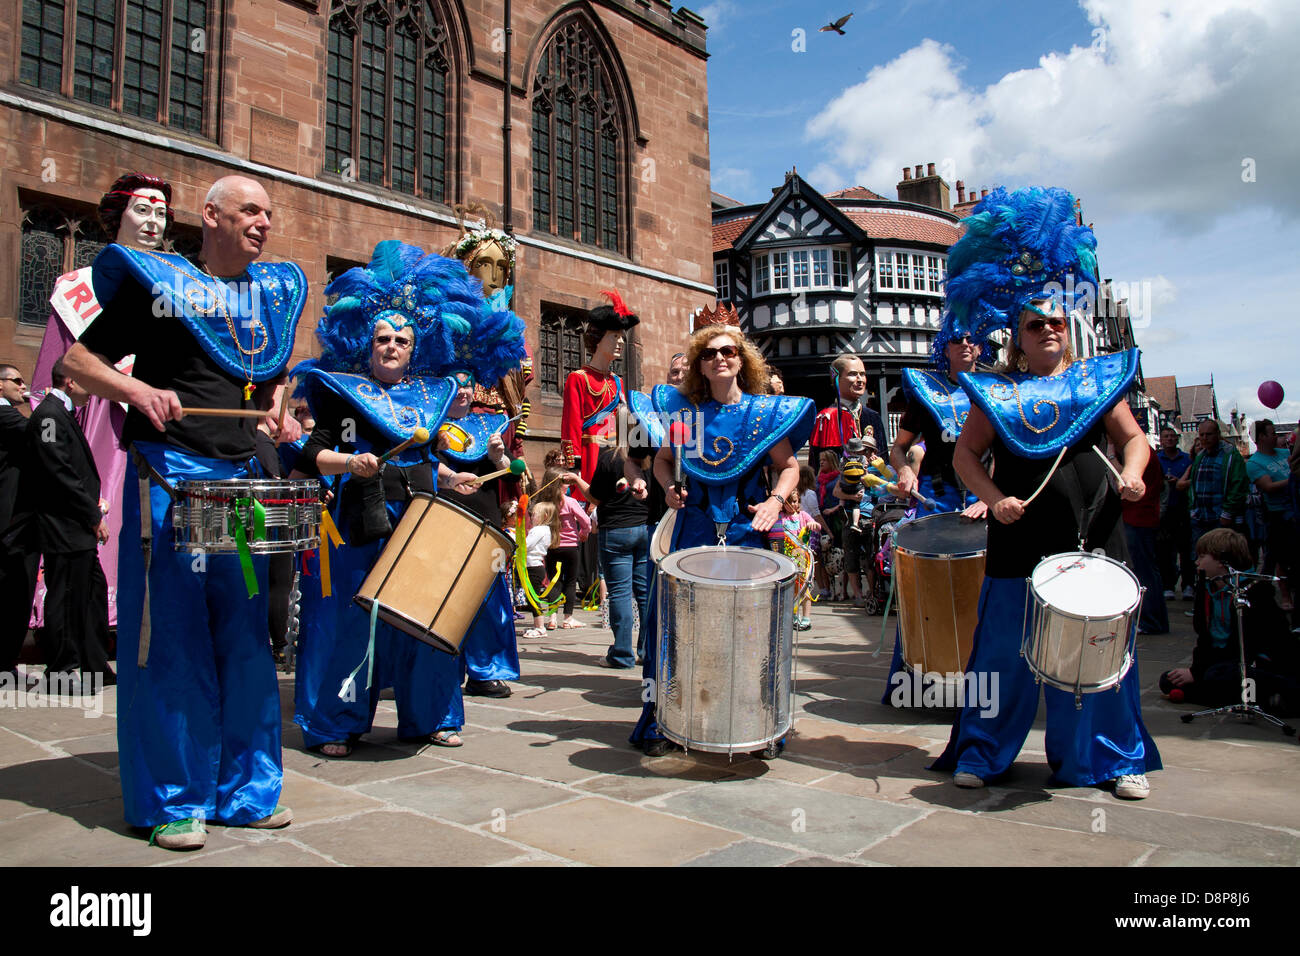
172, 478, 322, 553
655, 546, 797, 755
1023, 551, 1142, 705
892, 512, 987, 681
353, 493, 511, 655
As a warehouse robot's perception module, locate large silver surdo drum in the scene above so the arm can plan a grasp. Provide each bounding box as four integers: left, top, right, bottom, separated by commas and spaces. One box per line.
655, 546, 797, 755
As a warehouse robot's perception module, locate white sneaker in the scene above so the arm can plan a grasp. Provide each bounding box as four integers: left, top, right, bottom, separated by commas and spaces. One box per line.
1182, 587, 1194, 600
953, 772, 985, 789
1162, 589, 1175, 601
1114, 774, 1150, 799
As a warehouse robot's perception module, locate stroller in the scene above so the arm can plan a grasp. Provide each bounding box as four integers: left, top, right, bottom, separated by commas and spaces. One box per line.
863, 500, 910, 615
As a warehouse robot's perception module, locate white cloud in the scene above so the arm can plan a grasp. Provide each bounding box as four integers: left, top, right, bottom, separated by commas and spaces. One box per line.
712, 166, 756, 199
697, 2, 739, 32
804, 0, 1300, 229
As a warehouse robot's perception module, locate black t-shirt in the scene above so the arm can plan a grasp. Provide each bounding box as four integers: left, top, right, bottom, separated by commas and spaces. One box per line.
588, 447, 649, 530
437, 451, 502, 527
626, 438, 665, 525
984, 420, 1127, 578
79, 268, 260, 460
898, 400, 959, 486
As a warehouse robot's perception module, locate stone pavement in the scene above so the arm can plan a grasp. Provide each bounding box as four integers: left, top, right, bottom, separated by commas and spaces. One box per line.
1, 597, 1297, 867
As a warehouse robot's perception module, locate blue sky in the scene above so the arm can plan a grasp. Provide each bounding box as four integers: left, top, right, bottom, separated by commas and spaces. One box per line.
697, 0, 1300, 429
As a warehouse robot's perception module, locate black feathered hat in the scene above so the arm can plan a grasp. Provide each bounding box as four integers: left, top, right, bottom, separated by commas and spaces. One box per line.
587, 289, 640, 332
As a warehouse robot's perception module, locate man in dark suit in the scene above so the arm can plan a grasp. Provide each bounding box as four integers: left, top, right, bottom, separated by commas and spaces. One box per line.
0, 362, 41, 686
5, 358, 113, 684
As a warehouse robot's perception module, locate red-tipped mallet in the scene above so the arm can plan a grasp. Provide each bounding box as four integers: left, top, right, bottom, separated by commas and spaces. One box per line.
668, 420, 690, 500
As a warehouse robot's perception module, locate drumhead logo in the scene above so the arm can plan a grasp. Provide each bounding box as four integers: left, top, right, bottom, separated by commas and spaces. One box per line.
889, 668, 999, 717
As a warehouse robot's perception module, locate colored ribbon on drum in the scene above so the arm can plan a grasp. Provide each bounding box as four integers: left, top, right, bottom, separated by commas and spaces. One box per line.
317, 509, 343, 597
231, 497, 268, 597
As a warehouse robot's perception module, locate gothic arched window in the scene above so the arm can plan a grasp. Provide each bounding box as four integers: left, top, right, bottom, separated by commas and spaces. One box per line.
325, 0, 450, 202
531, 19, 626, 253
18, 203, 109, 326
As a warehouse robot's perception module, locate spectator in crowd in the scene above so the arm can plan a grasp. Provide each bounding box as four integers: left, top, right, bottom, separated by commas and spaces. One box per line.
1247, 419, 1295, 614
666, 352, 688, 388
1178, 419, 1248, 552
768, 368, 785, 395
1155, 425, 1195, 600
534, 467, 591, 628
1120, 447, 1169, 634
569, 445, 649, 668
4, 358, 113, 685
1160, 528, 1299, 716
0, 363, 39, 687
808, 354, 887, 605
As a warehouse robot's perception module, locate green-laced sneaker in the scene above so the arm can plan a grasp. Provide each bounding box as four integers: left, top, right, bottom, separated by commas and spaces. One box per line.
245, 805, 293, 829
149, 818, 206, 850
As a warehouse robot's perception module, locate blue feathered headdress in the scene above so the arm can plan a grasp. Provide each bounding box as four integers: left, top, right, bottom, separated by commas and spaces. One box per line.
933, 186, 1097, 372
297, 239, 526, 386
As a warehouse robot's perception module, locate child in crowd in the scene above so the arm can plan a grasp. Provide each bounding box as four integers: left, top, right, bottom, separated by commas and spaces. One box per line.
1160, 528, 1300, 716
535, 467, 591, 628
520, 501, 557, 639
768, 494, 819, 632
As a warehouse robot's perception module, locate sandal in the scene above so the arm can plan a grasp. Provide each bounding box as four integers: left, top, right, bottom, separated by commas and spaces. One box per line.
430, 730, 463, 747
523, 627, 546, 639
561, 618, 586, 628
309, 740, 352, 758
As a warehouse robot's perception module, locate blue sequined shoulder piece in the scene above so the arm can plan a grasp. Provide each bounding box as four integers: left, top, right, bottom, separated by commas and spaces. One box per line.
902, 367, 972, 438
91, 244, 305, 381
650, 385, 815, 484
627, 390, 665, 449
301, 367, 456, 447
959, 349, 1139, 459
439, 411, 508, 465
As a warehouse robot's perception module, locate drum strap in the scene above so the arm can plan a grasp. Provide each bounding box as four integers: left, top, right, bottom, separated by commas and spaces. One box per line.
1056, 446, 1110, 551
130, 449, 178, 669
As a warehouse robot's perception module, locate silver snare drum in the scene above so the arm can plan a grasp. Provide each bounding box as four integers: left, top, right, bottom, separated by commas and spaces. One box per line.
656, 546, 797, 755
1023, 551, 1143, 705
172, 479, 323, 554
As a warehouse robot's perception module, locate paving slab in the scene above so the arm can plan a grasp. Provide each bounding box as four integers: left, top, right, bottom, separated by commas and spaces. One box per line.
290, 809, 521, 866
654, 777, 927, 859
860, 808, 1154, 866
359, 765, 575, 826
682, 840, 801, 867
500, 795, 741, 866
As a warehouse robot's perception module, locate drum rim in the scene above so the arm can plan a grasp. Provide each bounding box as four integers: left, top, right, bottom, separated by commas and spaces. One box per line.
1026, 651, 1135, 695
892, 511, 987, 559
420, 491, 514, 548
1027, 550, 1142, 620
659, 544, 798, 587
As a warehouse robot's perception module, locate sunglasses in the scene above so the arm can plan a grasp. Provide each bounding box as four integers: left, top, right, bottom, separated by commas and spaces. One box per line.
0, 376, 24, 386
699, 345, 739, 361
1024, 316, 1067, 334
374, 334, 413, 349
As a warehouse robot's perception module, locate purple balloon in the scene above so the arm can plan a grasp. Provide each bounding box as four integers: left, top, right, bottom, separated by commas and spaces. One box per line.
1258, 380, 1284, 410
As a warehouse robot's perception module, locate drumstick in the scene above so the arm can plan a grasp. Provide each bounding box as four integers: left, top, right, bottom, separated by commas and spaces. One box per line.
273, 385, 290, 443
862, 473, 938, 511
182, 407, 272, 418
377, 426, 431, 466
1092, 446, 1125, 485
470, 458, 527, 486
1022, 445, 1069, 506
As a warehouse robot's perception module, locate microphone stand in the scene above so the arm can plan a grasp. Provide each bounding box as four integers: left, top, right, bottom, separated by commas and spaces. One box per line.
1181, 570, 1295, 736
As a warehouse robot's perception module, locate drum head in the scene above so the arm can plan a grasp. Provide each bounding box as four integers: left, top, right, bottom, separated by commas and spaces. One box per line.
1031, 551, 1140, 617
661, 546, 795, 587
893, 511, 987, 558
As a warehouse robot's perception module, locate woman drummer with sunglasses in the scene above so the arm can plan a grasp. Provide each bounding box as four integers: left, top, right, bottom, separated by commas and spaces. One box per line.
291, 241, 522, 757
929, 187, 1160, 800
629, 320, 815, 756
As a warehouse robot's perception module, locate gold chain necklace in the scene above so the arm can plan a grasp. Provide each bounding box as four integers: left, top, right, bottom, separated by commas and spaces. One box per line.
142, 249, 265, 399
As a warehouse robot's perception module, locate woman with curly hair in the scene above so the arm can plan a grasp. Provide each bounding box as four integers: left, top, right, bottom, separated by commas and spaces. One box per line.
629, 322, 815, 755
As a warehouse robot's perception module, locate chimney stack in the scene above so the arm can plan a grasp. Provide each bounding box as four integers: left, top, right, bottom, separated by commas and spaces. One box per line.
981, 189, 988, 199
956, 181, 965, 202
896, 160, 951, 212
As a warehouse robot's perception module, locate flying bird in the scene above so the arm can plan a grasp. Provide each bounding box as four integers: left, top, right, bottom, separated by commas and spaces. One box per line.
819, 13, 853, 35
